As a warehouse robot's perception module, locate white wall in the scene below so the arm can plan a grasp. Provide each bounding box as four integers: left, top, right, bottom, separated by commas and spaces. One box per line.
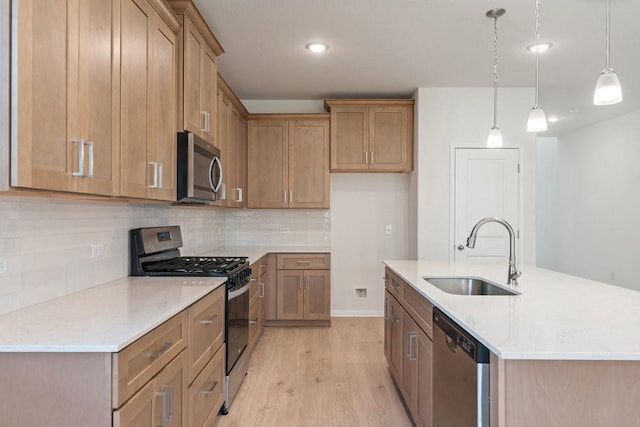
0, 197, 225, 314
411, 87, 537, 265
536, 110, 640, 291
535, 137, 558, 268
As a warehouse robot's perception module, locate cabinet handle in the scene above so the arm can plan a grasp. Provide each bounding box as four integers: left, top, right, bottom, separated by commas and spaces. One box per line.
201, 380, 218, 395
85, 140, 94, 177
364, 151, 368, 165
296, 260, 311, 264
289, 190, 293, 204
391, 281, 401, 291
249, 317, 258, 324
390, 315, 399, 323
304, 276, 308, 289
200, 111, 208, 132
370, 151, 374, 165
206, 112, 211, 132
235, 188, 243, 202
155, 391, 168, 427
408, 332, 417, 361
157, 162, 163, 189
148, 342, 172, 359
284, 190, 287, 204
199, 313, 218, 324
72, 138, 85, 176
384, 300, 389, 320
260, 282, 264, 298
149, 162, 159, 188
162, 385, 174, 422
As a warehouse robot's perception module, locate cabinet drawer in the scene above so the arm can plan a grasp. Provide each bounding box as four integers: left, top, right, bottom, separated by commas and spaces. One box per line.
187, 286, 225, 385
276, 253, 330, 270
384, 268, 402, 300
113, 312, 187, 408
402, 282, 433, 339
188, 344, 225, 427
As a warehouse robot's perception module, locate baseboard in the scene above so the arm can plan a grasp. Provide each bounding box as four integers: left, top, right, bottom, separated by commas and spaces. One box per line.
330, 310, 384, 317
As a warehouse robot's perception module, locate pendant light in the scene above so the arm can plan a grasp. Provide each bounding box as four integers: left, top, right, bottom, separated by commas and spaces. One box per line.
487, 8, 505, 148
593, 0, 622, 105
527, 0, 548, 132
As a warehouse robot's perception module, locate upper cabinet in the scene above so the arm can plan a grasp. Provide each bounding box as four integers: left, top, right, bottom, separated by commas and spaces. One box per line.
120, 0, 180, 202
217, 74, 248, 208
168, 0, 224, 147
11, 0, 120, 196
324, 99, 414, 172
247, 115, 330, 209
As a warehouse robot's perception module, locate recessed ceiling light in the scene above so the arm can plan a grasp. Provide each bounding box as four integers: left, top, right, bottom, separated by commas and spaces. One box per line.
306, 43, 328, 53
526, 42, 553, 53
547, 116, 560, 123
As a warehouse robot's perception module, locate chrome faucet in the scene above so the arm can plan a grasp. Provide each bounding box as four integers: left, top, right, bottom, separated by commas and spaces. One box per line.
466, 217, 521, 286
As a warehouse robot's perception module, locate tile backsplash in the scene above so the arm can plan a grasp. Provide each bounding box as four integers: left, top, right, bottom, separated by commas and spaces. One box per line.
0, 198, 330, 314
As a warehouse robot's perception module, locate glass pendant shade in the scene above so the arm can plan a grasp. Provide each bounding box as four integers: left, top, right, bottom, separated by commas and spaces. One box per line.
593, 67, 622, 105
487, 127, 503, 148
527, 107, 548, 132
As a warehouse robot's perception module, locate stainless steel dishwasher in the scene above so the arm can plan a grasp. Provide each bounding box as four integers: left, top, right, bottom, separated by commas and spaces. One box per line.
433, 307, 490, 427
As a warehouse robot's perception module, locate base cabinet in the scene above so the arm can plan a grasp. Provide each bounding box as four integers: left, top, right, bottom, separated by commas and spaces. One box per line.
384, 268, 432, 427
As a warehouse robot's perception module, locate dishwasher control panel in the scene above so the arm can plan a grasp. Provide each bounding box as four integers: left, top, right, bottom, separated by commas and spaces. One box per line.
433, 308, 489, 363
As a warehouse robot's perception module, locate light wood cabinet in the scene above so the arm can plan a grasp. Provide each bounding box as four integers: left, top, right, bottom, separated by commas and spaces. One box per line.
385, 267, 433, 427
119, 0, 180, 202
274, 253, 331, 323
11, 0, 119, 195
247, 115, 330, 209
187, 343, 224, 427
114, 350, 187, 427
324, 100, 414, 172
215, 75, 248, 208
169, 0, 223, 147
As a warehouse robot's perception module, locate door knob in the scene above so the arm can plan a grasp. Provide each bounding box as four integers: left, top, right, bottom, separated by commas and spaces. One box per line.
457, 245, 465, 251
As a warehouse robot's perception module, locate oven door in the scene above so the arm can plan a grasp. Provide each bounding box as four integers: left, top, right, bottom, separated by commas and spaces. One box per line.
226, 280, 249, 373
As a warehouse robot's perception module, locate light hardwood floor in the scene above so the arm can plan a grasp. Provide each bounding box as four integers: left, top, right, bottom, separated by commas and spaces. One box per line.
218, 317, 413, 427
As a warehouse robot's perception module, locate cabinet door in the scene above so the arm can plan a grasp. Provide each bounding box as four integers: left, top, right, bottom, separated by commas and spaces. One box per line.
199, 46, 217, 145
329, 106, 369, 171
288, 119, 329, 208
247, 120, 288, 208
264, 254, 278, 321
402, 314, 419, 418
149, 15, 177, 201
384, 291, 393, 367
415, 328, 433, 427
182, 17, 204, 137
276, 270, 303, 320
388, 296, 404, 383
369, 106, 411, 171
303, 270, 330, 320
229, 106, 246, 207
13, 0, 117, 194
114, 351, 186, 427
120, 0, 176, 201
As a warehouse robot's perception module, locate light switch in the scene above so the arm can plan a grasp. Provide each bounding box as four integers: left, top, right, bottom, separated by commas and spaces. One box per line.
385, 225, 392, 235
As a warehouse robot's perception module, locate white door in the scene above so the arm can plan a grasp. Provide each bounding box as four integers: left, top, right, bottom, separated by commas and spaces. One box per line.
453, 148, 519, 264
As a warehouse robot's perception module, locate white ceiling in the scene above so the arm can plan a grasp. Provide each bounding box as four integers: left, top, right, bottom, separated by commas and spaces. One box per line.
195, 0, 640, 135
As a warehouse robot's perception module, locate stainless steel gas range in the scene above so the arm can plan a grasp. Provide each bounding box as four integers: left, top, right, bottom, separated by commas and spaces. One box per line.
130, 225, 250, 414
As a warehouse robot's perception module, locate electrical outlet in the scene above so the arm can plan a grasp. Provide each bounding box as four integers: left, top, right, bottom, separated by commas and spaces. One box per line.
91, 243, 105, 258
385, 225, 392, 235
354, 288, 367, 299
0, 257, 7, 274
279, 228, 290, 234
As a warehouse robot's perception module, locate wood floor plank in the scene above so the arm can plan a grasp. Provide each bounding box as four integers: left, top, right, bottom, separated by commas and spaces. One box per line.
218, 317, 413, 427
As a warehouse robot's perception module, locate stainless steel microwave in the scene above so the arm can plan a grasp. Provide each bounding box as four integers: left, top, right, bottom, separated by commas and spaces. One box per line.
176, 132, 222, 204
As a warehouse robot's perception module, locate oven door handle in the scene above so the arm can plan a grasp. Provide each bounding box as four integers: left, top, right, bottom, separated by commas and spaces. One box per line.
227, 281, 250, 300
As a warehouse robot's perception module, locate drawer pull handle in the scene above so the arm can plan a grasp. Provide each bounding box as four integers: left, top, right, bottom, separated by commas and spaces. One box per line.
148, 342, 172, 359
162, 385, 174, 421
296, 260, 311, 264
249, 318, 258, 324
201, 380, 218, 395
200, 314, 218, 325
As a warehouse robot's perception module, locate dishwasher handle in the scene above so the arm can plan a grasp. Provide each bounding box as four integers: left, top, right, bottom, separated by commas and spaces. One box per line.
433, 308, 489, 364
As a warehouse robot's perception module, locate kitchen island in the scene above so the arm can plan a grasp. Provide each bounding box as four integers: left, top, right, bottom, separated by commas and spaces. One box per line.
384, 260, 640, 426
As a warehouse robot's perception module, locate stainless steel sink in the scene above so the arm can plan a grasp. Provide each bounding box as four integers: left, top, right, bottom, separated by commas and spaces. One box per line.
424, 276, 519, 296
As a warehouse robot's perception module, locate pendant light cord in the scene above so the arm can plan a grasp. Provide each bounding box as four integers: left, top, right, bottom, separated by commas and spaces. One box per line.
493, 14, 498, 128
534, 0, 541, 107
605, 0, 611, 69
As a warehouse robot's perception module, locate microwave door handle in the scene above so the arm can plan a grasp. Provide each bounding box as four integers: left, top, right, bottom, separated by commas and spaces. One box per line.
209, 156, 223, 192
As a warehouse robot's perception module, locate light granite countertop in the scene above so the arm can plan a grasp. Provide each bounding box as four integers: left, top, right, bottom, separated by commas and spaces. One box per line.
0, 276, 226, 352
0, 246, 331, 353
384, 260, 640, 360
